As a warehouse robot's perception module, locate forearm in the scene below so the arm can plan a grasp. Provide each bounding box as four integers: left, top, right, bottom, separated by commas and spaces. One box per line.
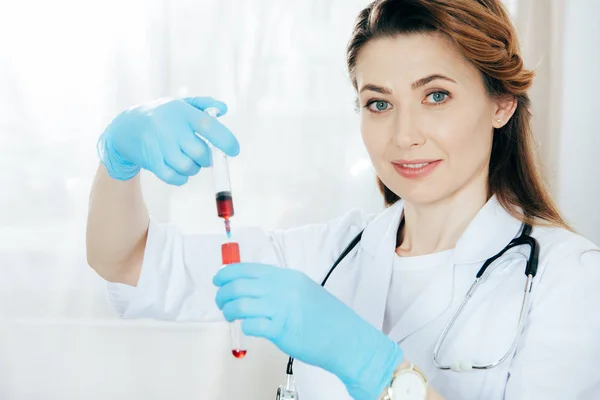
86, 163, 148, 285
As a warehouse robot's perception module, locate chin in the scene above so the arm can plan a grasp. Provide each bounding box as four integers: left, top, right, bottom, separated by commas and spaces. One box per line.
388, 182, 450, 207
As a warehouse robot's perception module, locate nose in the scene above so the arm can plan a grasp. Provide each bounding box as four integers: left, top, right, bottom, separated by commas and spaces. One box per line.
392, 108, 425, 149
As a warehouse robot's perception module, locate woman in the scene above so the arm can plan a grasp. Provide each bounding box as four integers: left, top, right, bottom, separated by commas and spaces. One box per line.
87, 0, 600, 399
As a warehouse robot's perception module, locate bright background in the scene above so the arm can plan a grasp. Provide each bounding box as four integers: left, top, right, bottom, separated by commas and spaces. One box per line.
0, 0, 598, 398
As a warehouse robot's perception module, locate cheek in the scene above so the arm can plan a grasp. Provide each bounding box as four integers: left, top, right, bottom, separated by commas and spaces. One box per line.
430, 113, 492, 166
360, 116, 388, 160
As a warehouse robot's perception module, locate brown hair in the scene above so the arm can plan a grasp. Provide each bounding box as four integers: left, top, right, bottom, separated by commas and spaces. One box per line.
346, 0, 571, 230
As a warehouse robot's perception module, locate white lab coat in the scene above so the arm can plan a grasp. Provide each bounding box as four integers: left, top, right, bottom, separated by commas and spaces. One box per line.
107, 196, 600, 399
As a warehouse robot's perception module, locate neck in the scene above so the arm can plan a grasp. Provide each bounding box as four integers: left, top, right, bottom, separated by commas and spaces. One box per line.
396, 181, 489, 257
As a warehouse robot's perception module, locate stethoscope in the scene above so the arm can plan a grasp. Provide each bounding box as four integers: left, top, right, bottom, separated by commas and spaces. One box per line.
276, 223, 539, 399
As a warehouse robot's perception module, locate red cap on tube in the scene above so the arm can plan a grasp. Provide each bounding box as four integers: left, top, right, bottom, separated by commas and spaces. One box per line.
221, 242, 240, 265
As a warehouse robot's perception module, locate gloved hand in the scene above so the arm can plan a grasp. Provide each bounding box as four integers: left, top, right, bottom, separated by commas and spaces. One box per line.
213, 263, 404, 400
97, 97, 239, 185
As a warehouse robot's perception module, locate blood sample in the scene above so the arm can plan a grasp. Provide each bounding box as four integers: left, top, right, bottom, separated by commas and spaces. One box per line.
216, 191, 234, 217
221, 241, 247, 359
221, 242, 240, 265
232, 349, 247, 358
216, 191, 234, 237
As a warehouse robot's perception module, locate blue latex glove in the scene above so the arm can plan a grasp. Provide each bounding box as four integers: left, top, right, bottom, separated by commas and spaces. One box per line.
213, 263, 404, 400
97, 97, 239, 185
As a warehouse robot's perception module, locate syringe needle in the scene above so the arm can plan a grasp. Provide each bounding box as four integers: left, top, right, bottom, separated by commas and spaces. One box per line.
224, 218, 231, 239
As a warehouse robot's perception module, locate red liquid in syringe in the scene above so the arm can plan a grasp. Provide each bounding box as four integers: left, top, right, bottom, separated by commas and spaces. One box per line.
216, 191, 234, 237
216, 191, 234, 218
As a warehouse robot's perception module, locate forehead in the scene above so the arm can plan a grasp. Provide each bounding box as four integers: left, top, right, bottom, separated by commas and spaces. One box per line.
354, 32, 479, 89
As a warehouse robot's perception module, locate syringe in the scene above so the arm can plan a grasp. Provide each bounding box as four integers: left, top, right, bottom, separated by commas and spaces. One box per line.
204, 107, 235, 238
204, 107, 246, 359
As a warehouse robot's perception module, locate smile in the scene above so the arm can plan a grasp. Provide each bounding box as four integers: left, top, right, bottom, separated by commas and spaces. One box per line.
392, 160, 442, 179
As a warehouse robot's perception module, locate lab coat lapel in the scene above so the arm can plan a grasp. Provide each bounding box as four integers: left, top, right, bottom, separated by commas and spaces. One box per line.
388, 195, 523, 344
388, 261, 455, 344
453, 195, 524, 265
352, 196, 523, 342
351, 201, 404, 329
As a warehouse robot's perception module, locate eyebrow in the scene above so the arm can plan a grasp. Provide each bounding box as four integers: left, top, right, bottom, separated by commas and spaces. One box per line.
359, 74, 457, 95
411, 74, 456, 90
359, 83, 393, 95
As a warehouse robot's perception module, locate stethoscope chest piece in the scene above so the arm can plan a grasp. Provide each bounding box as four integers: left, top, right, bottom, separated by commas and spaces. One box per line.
276, 385, 299, 399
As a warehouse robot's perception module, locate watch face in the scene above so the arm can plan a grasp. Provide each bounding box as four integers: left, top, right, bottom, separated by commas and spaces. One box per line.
391, 371, 427, 400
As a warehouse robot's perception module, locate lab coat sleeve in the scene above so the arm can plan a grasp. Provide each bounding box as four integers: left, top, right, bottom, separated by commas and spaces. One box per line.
504, 236, 600, 399
106, 209, 371, 321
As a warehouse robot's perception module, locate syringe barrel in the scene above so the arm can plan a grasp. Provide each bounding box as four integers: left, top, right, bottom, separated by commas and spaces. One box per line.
204, 107, 233, 195
212, 147, 232, 194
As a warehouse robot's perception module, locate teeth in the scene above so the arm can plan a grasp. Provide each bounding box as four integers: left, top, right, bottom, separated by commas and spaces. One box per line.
401, 163, 430, 168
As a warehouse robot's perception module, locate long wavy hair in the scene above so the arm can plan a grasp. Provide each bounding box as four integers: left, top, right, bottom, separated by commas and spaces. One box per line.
346, 0, 570, 229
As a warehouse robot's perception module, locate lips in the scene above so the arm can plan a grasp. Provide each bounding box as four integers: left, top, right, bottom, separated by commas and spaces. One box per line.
392, 159, 442, 179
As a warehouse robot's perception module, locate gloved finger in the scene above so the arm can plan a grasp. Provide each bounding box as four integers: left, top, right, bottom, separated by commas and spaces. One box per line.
160, 136, 201, 176
215, 278, 267, 310
241, 317, 278, 339
165, 151, 200, 176
153, 160, 189, 186
222, 298, 274, 322
179, 132, 212, 168
183, 104, 240, 157
143, 141, 189, 185
183, 96, 228, 116
213, 263, 276, 287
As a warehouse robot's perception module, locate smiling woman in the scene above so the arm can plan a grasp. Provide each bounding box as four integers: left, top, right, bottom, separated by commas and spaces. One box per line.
347, 0, 569, 234
86, 0, 600, 399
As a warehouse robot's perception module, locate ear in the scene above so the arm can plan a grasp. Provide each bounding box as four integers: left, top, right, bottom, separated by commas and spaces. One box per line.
492, 96, 517, 129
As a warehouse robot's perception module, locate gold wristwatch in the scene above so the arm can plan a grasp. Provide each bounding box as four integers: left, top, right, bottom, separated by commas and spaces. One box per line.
379, 363, 428, 400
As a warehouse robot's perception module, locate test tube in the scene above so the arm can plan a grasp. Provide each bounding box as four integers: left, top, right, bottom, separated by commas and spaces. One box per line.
204, 107, 235, 237
221, 241, 247, 359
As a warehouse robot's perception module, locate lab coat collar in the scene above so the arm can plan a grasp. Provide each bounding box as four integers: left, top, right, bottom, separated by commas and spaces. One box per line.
353, 194, 524, 341
359, 201, 403, 257
359, 194, 523, 264
453, 195, 524, 264
351, 206, 397, 331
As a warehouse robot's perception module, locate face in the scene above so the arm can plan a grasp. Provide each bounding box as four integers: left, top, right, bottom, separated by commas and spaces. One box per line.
355, 33, 511, 206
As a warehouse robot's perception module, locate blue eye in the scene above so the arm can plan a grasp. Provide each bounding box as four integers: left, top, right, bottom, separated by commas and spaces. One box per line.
426, 91, 449, 104
367, 100, 391, 112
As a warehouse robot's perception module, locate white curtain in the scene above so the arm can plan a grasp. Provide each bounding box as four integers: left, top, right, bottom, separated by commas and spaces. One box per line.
0, 0, 597, 399
0, 1, 375, 398
515, 0, 600, 244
